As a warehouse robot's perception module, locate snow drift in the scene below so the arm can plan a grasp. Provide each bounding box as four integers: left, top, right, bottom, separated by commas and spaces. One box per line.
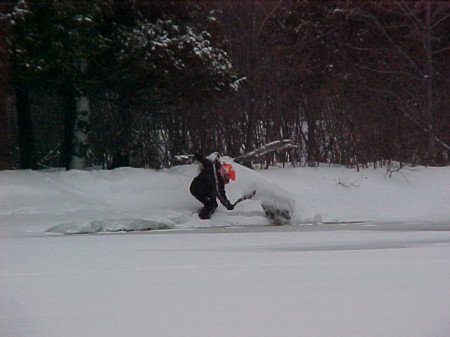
1, 161, 449, 235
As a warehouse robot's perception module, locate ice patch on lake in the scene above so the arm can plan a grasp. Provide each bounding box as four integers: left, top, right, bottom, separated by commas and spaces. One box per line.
46, 218, 176, 234
45, 210, 193, 234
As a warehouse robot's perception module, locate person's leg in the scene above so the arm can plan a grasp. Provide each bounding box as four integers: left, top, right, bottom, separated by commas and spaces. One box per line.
199, 199, 218, 219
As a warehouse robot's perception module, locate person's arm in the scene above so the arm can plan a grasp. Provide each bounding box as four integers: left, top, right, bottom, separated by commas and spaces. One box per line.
213, 163, 234, 210
217, 186, 234, 210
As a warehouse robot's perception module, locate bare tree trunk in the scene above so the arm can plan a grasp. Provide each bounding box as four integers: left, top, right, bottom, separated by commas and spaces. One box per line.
424, 0, 437, 162
15, 86, 37, 169
60, 85, 75, 169
0, 12, 12, 169
69, 95, 91, 169
67, 59, 92, 170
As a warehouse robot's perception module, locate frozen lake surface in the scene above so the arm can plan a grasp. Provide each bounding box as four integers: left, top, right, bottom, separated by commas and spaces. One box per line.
2, 222, 450, 337
1, 165, 450, 336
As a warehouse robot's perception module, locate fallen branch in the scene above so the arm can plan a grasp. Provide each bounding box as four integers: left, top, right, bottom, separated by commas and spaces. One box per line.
234, 139, 298, 164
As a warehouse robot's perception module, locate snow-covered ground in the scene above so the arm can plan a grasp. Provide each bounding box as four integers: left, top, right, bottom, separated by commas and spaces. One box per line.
1, 162, 450, 337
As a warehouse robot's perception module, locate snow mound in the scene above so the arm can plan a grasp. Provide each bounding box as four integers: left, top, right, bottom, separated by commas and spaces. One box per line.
248, 182, 321, 225
2, 161, 449, 236
234, 162, 321, 225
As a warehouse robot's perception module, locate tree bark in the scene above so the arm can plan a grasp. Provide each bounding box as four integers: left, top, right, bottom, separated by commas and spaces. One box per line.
68, 95, 91, 169
61, 59, 92, 170
60, 85, 76, 170
424, 0, 437, 163
15, 86, 37, 169
0, 14, 12, 170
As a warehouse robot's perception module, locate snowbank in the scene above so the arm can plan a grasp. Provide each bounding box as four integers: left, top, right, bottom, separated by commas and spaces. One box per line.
1, 163, 449, 235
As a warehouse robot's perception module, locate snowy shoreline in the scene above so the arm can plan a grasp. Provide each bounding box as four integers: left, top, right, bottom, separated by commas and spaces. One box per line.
1, 162, 449, 235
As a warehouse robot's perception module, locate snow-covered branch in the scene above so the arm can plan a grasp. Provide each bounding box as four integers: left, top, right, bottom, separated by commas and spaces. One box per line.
234, 139, 298, 164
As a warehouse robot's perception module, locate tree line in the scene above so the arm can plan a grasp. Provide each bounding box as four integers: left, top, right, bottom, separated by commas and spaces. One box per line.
0, 0, 449, 170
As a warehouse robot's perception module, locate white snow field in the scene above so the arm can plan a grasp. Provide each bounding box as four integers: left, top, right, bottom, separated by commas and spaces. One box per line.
1, 162, 450, 337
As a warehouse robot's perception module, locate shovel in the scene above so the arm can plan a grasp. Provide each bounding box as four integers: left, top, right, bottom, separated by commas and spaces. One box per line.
233, 190, 256, 207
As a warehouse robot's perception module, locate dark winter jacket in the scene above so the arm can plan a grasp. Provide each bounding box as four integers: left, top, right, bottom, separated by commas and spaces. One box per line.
189, 153, 233, 209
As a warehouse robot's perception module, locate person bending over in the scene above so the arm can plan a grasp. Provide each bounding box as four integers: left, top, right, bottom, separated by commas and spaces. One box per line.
190, 152, 235, 219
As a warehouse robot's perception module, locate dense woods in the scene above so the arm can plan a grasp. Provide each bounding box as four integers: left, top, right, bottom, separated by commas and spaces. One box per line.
1, 0, 449, 170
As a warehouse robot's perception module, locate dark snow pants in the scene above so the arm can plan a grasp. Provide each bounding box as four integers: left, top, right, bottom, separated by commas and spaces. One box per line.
189, 178, 218, 219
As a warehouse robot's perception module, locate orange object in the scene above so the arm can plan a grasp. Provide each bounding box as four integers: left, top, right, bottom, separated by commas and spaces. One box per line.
222, 162, 236, 182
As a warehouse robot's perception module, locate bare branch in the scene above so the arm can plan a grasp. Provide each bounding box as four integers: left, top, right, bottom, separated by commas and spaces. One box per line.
234, 139, 298, 164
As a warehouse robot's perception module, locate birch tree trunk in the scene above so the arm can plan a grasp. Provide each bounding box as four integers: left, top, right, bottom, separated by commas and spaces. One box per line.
68, 96, 91, 169
68, 59, 91, 170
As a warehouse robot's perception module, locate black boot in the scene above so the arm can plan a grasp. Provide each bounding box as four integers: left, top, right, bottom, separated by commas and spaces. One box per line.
199, 206, 213, 219
198, 200, 218, 219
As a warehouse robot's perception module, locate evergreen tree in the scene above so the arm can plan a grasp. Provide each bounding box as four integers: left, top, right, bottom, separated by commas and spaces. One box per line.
9, 0, 113, 169
8, 0, 237, 169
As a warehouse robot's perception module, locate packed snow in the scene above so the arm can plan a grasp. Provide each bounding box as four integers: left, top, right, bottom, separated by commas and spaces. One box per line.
1, 161, 450, 337
3, 160, 449, 235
